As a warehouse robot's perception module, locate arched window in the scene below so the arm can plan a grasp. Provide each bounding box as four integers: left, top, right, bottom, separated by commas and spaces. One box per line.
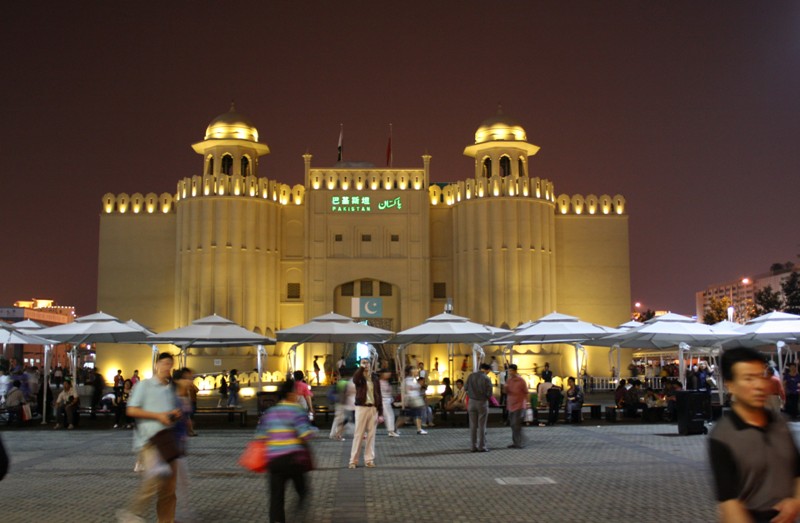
482, 157, 492, 178
518, 157, 526, 177
241, 156, 251, 176
221, 154, 233, 175
500, 156, 511, 177
207, 156, 214, 175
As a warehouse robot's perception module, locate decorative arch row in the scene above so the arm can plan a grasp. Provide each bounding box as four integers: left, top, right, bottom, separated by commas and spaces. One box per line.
308, 170, 426, 191
102, 192, 175, 214
555, 194, 626, 215
175, 174, 304, 205
428, 176, 556, 206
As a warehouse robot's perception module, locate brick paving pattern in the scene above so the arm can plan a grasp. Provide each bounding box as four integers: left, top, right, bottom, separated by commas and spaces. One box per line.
2, 419, 799, 522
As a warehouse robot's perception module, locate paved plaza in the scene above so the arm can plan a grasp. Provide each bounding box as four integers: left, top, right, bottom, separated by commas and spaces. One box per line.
6, 414, 795, 523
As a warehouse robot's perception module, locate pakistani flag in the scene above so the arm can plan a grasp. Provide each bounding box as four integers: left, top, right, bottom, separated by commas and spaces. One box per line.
351, 297, 383, 318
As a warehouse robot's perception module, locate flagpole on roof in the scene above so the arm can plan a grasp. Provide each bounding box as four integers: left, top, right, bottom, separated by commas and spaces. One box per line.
337, 124, 343, 162
386, 123, 393, 167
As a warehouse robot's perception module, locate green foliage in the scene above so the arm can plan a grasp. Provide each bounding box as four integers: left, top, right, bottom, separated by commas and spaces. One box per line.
754, 285, 784, 316
633, 309, 656, 322
781, 271, 800, 315
703, 296, 731, 325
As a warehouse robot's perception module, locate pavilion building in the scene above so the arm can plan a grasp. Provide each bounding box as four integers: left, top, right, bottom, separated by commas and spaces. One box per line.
96, 105, 632, 381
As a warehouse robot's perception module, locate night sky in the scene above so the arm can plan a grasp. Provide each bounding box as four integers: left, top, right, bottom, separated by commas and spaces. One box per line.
3, 2, 799, 318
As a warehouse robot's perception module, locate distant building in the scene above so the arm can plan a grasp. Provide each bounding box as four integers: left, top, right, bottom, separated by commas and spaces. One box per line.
97, 105, 632, 379
1, 299, 74, 367
695, 269, 794, 322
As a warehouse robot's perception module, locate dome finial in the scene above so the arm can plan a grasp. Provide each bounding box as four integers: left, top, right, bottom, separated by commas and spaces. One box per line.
497, 102, 503, 115
229, 100, 236, 112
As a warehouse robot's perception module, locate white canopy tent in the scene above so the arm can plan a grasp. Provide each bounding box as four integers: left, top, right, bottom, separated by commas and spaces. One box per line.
148, 314, 276, 390
597, 313, 742, 401
1, 323, 55, 423
276, 312, 394, 379
733, 311, 800, 376
389, 312, 501, 382
36, 312, 151, 386
498, 312, 621, 380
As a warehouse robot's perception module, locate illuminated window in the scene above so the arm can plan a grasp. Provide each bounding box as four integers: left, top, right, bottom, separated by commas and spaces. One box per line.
221, 154, 233, 175
241, 156, 251, 176
379, 282, 392, 296
433, 282, 447, 299
287, 283, 301, 300
341, 282, 354, 297
360, 280, 373, 297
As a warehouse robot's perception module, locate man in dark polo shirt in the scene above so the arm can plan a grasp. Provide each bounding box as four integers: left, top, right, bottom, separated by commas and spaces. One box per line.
709, 347, 800, 523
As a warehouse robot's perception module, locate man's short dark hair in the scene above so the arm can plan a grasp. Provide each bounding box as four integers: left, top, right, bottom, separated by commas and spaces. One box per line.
279, 379, 296, 400
456, 379, 464, 385
721, 347, 766, 381
157, 352, 174, 362
480, 363, 492, 371
508, 363, 518, 371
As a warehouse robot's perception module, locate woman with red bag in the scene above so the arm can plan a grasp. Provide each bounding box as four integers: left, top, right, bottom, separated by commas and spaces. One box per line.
255, 378, 317, 523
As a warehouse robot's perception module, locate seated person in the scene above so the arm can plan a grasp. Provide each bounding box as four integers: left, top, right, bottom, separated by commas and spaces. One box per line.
564, 377, 584, 423
4, 380, 26, 425
54, 380, 80, 429
643, 387, 659, 408
546, 385, 563, 425
665, 381, 682, 421
446, 379, 467, 411
439, 377, 454, 420
537, 377, 554, 408
623, 380, 646, 418
614, 379, 627, 408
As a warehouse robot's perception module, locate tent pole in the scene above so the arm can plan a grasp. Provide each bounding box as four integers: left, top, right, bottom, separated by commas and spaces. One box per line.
257, 344, 264, 391
41, 344, 51, 424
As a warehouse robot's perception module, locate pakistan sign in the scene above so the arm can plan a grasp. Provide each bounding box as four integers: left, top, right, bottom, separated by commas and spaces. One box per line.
330, 195, 402, 213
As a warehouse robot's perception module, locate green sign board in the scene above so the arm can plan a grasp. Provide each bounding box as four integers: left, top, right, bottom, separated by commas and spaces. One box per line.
330, 195, 402, 213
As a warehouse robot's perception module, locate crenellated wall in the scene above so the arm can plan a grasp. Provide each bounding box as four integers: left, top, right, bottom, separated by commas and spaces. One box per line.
555, 193, 626, 216
175, 173, 304, 206
429, 175, 556, 206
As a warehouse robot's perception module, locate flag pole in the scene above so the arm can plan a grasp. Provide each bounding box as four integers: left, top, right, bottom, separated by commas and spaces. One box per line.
386, 123, 393, 167
337, 124, 343, 163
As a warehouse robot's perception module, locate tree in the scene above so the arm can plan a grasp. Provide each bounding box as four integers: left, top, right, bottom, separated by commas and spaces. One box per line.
703, 296, 731, 325
633, 309, 656, 322
754, 285, 784, 316
782, 271, 800, 315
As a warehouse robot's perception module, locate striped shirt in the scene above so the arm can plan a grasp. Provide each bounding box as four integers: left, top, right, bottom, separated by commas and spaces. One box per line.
255, 400, 316, 458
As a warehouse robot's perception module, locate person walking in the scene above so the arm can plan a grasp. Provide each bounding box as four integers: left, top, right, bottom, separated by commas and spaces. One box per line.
709, 347, 800, 522
379, 369, 398, 437
399, 365, 427, 435
227, 369, 240, 407
255, 378, 316, 523
504, 364, 528, 448
117, 352, 182, 523
784, 363, 800, 419
465, 363, 493, 452
348, 358, 383, 469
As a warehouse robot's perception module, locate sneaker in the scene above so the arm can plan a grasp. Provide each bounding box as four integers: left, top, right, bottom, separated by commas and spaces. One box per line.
113, 424, 119, 429
67, 424, 74, 430
133, 461, 143, 472
365, 462, 376, 468
348, 463, 357, 469
417, 429, 428, 435
387, 431, 399, 437
53, 424, 61, 430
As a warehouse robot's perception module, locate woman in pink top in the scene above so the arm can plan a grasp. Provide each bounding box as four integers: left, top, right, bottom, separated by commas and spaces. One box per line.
766, 366, 785, 415
293, 370, 314, 416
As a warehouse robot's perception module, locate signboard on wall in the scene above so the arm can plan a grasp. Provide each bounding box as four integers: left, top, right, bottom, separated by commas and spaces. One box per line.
330, 195, 402, 213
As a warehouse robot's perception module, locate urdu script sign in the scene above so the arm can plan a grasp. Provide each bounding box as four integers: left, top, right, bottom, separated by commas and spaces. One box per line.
330, 195, 402, 213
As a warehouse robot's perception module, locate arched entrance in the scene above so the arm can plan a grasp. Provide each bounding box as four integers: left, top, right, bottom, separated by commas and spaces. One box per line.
331, 279, 400, 373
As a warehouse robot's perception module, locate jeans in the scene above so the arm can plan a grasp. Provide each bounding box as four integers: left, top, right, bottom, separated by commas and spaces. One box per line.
127, 444, 177, 522
508, 409, 525, 447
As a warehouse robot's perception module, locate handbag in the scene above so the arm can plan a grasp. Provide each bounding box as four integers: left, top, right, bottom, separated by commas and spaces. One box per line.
150, 428, 182, 463
21, 404, 32, 422
489, 396, 500, 407
294, 444, 314, 473
524, 407, 534, 423
239, 440, 269, 473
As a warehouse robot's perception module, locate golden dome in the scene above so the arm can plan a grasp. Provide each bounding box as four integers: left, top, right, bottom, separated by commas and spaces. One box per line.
204, 103, 259, 142
474, 106, 527, 144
